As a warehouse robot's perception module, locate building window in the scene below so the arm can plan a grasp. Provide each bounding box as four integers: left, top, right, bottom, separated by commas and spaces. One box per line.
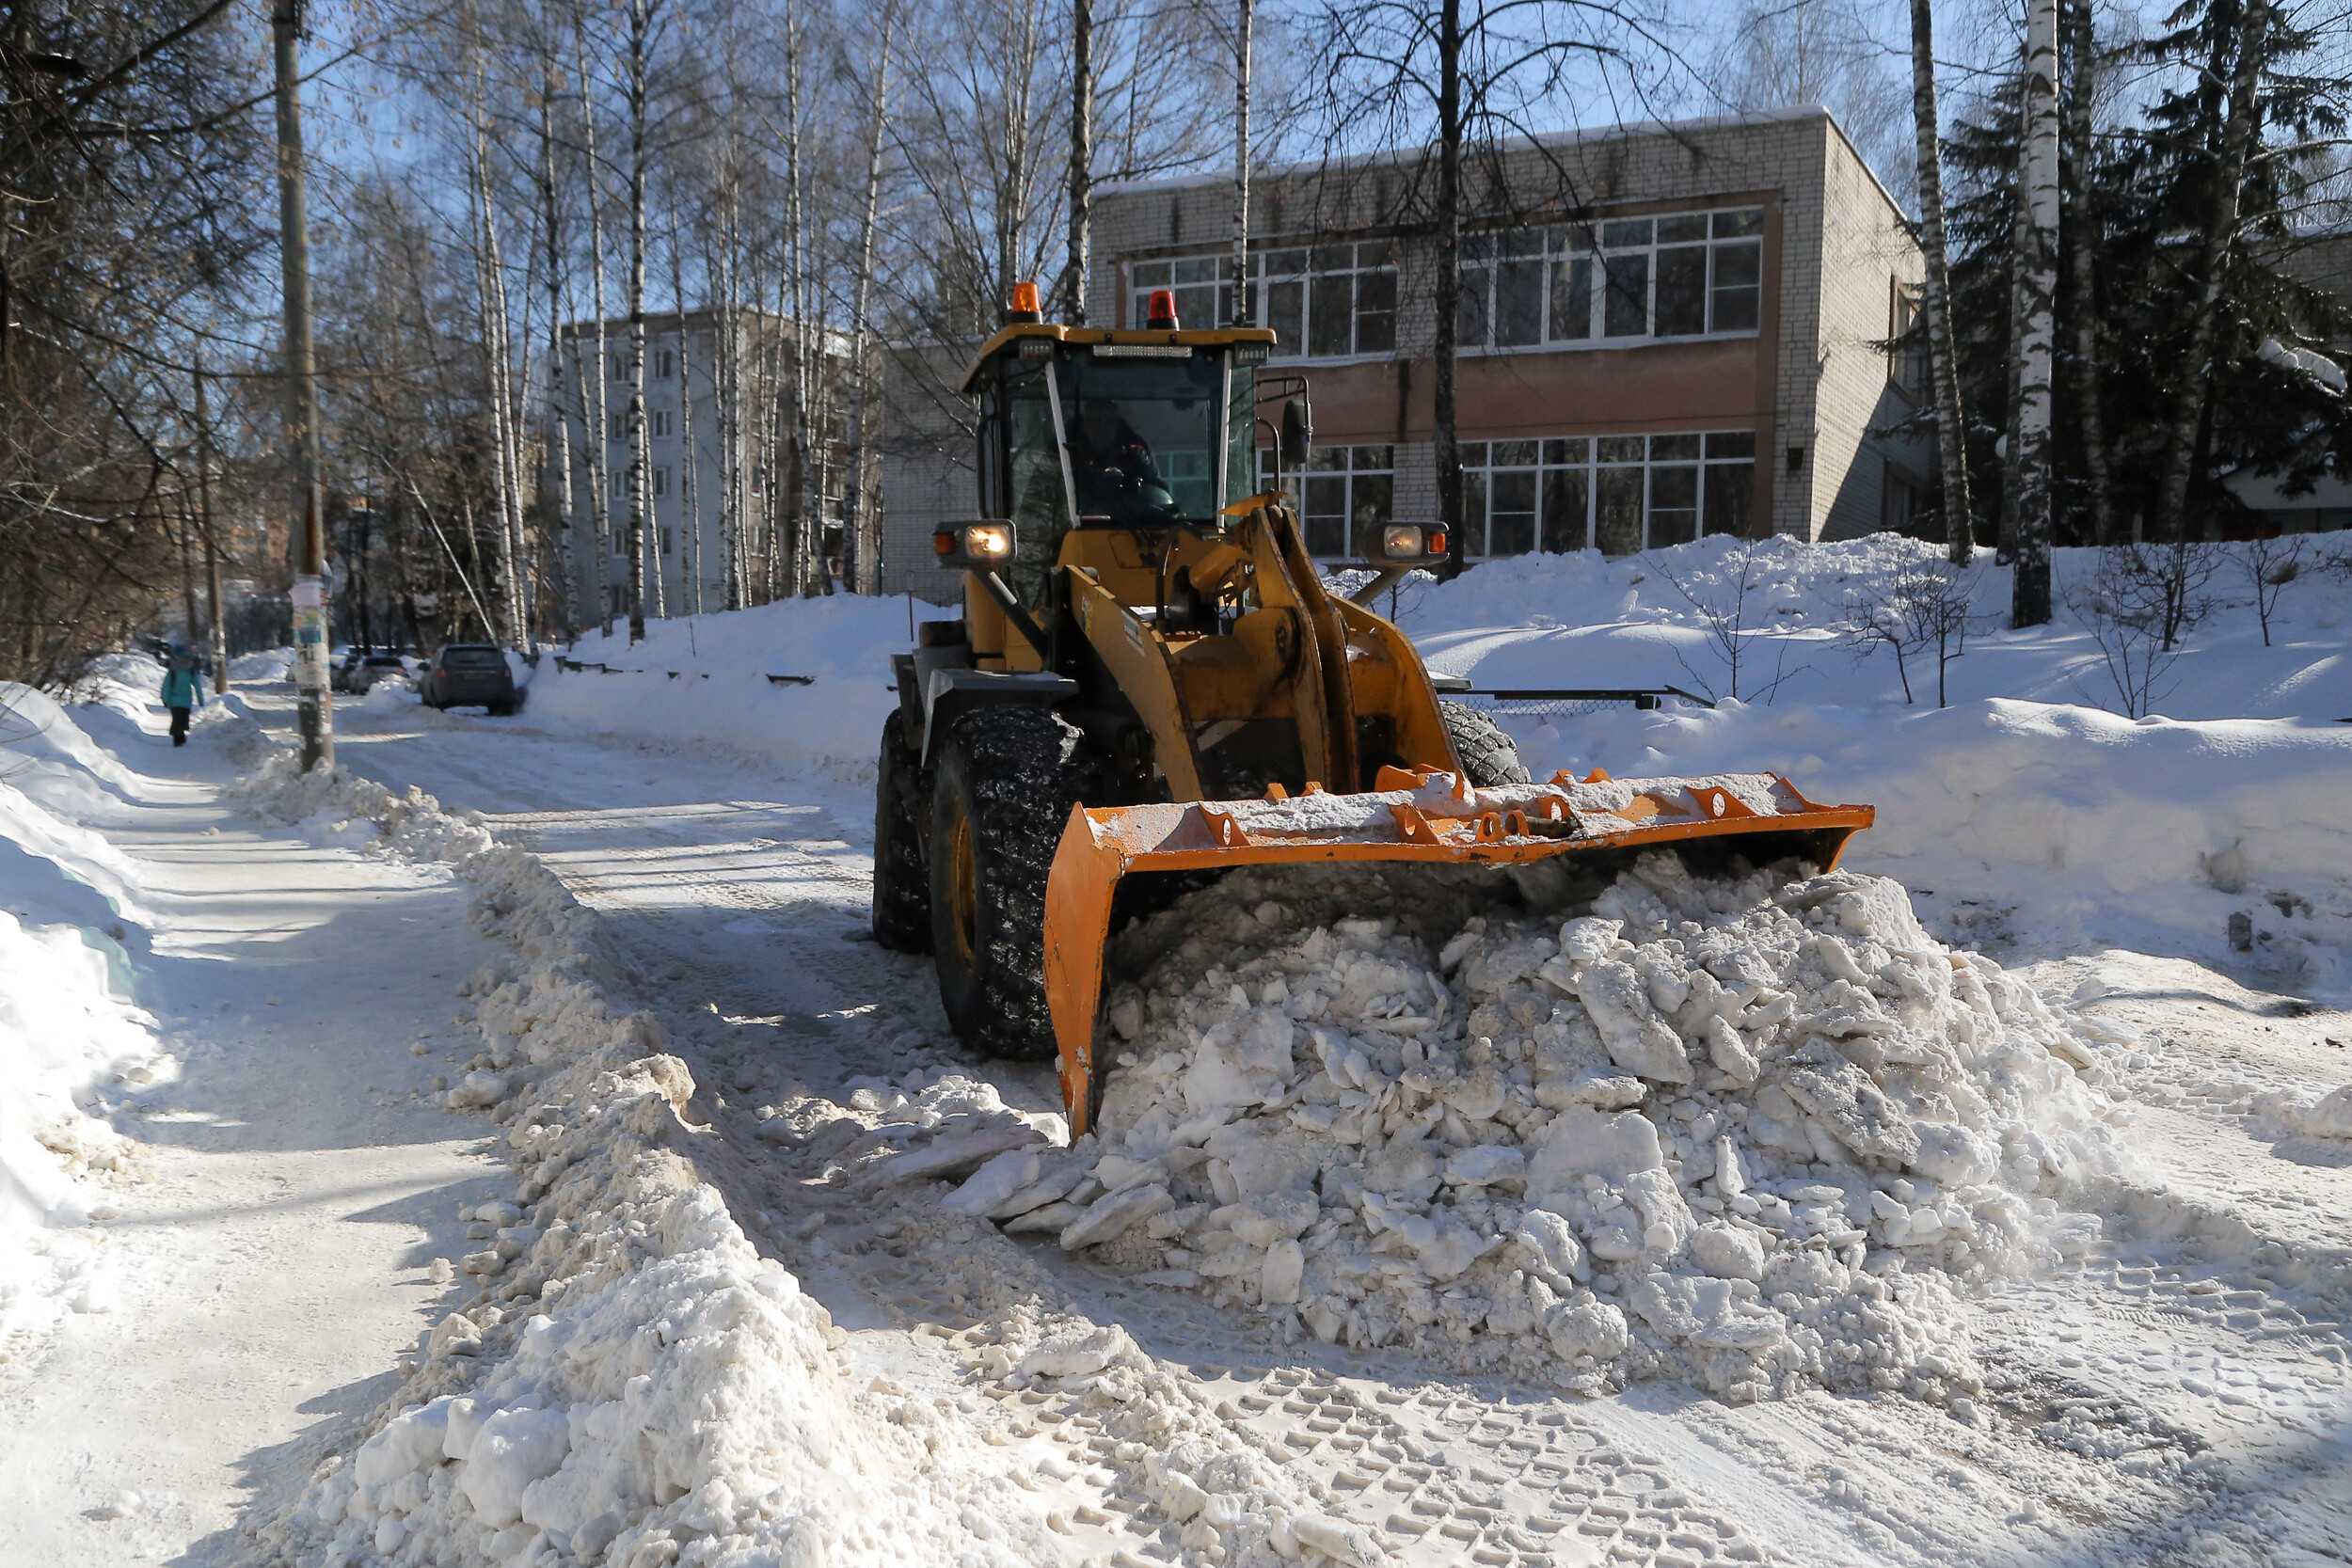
1132, 244, 1397, 358
1458, 207, 1764, 351
655, 349, 675, 379
651, 409, 672, 438
1883, 465, 1921, 531
609, 468, 625, 498
1459, 431, 1755, 556
609, 353, 630, 382
660, 525, 674, 555
1284, 444, 1394, 558
653, 466, 670, 497
1888, 281, 1928, 398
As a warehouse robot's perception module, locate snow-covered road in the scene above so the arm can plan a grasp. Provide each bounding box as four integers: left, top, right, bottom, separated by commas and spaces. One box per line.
259, 683, 2352, 1568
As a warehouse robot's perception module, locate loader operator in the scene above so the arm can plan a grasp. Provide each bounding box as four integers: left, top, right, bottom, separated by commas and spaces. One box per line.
1068, 398, 1179, 525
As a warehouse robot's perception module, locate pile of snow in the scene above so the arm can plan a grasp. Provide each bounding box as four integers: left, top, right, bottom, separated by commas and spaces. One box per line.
237, 748, 498, 863
1354, 533, 2352, 992
236, 736, 1049, 1567
526, 595, 954, 776
1392, 532, 2352, 721
1503, 696, 2352, 997
949, 850, 2124, 1404
361, 673, 419, 711
229, 648, 292, 682
0, 684, 168, 1348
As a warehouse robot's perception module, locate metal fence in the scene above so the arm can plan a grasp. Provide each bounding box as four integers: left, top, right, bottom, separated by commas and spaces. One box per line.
1443, 685, 1715, 721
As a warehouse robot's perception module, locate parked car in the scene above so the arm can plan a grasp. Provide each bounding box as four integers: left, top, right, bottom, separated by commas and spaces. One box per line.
328, 647, 368, 693
348, 653, 410, 694
418, 644, 518, 715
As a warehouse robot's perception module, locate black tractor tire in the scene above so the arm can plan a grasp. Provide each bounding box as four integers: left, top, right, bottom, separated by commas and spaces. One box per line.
1439, 699, 1532, 787
928, 705, 1105, 1061
871, 708, 933, 953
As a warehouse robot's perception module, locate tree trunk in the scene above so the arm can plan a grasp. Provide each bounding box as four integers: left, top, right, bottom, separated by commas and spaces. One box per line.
1997, 101, 2028, 562
783, 0, 820, 596
469, 96, 527, 651
578, 23, 616, 637
2150, 0, 2269, 542
1909, 0, 1973, 563
844, 0, 898, 595
2011, 0, 2060, 628
1231, 0, 1252, 327
624, 0, 654, 641
538, 70, 577, 638
194, 357, 229, 689
672, 233, 702, 615
1067, 0, 1091, 324
2060, 0, 2116, 546
178, 488, 201, 648
1433, 0, 1464, 579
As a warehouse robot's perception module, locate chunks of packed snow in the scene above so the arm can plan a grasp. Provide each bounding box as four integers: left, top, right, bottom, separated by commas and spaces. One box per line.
986, 854, 2123, 1402
2301, 1085, 2352, 1140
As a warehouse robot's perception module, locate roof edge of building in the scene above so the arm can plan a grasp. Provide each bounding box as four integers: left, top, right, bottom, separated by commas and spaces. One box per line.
1096, 105, 1842, 199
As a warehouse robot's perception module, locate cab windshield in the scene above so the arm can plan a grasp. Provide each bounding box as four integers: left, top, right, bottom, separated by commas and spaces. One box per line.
999, 348, 1255, 535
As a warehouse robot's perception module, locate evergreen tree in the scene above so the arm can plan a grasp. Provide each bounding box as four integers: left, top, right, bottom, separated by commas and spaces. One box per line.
1939, 0, 2348, 546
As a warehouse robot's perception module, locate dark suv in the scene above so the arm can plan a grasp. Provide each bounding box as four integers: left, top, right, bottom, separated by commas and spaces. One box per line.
419, 644, 518, 715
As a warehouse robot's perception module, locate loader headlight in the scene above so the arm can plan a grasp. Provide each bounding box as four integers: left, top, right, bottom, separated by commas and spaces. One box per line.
934, 521, 1019, 568
1380, 523, 1425, 559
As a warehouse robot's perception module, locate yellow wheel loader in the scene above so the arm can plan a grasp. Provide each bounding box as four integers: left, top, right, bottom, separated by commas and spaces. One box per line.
874, 283, 1873, 1135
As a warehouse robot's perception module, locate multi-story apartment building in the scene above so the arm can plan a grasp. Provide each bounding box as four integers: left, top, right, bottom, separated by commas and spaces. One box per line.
882, 106, 1928, 600
550, 307, 850, 629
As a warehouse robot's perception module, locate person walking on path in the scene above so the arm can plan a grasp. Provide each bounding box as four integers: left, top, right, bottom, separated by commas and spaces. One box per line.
162, 652, 201, 746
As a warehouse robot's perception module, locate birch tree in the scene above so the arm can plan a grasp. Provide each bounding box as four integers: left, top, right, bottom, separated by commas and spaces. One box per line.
842, 0, 900, 594
622, 0, 664, 641
1910, 0, 1974, 563
1311, 0, 1669, 580
2010, 0, 2061, 628
2058, 0, 2114, 546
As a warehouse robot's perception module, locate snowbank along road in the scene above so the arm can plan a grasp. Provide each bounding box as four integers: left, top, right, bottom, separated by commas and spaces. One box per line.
206, 654, 2352, 1568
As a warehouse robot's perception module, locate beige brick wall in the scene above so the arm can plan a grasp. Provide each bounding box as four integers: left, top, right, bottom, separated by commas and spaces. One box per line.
878, 343, 975, 604
1810, 124, 1930, 542
1086, 110, 1927, 546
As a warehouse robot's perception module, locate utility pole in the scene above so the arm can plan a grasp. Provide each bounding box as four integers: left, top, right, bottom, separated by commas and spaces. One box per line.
273, 0, 330, 768
195, 356, 230, 694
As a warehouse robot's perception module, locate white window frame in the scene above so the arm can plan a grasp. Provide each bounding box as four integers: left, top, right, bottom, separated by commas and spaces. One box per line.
1457, 207, 1765, 354
1458, 431, 1758, 557
651, 408, 673, 439
1131, 243, 1400, 361
1274, 444, 1395, 559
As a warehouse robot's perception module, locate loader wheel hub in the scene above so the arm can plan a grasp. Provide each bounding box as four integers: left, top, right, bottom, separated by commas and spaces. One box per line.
943, 802, 977, 965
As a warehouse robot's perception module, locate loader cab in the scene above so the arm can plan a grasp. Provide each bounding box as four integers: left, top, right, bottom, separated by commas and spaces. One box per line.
957, 302, 1292, 607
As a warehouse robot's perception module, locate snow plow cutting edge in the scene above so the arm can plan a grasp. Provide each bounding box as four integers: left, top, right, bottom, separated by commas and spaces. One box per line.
1043, 767, 1874, 1134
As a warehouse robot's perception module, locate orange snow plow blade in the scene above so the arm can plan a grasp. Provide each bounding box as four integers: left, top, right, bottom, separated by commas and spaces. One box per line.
1043, 766, 1873, 1134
